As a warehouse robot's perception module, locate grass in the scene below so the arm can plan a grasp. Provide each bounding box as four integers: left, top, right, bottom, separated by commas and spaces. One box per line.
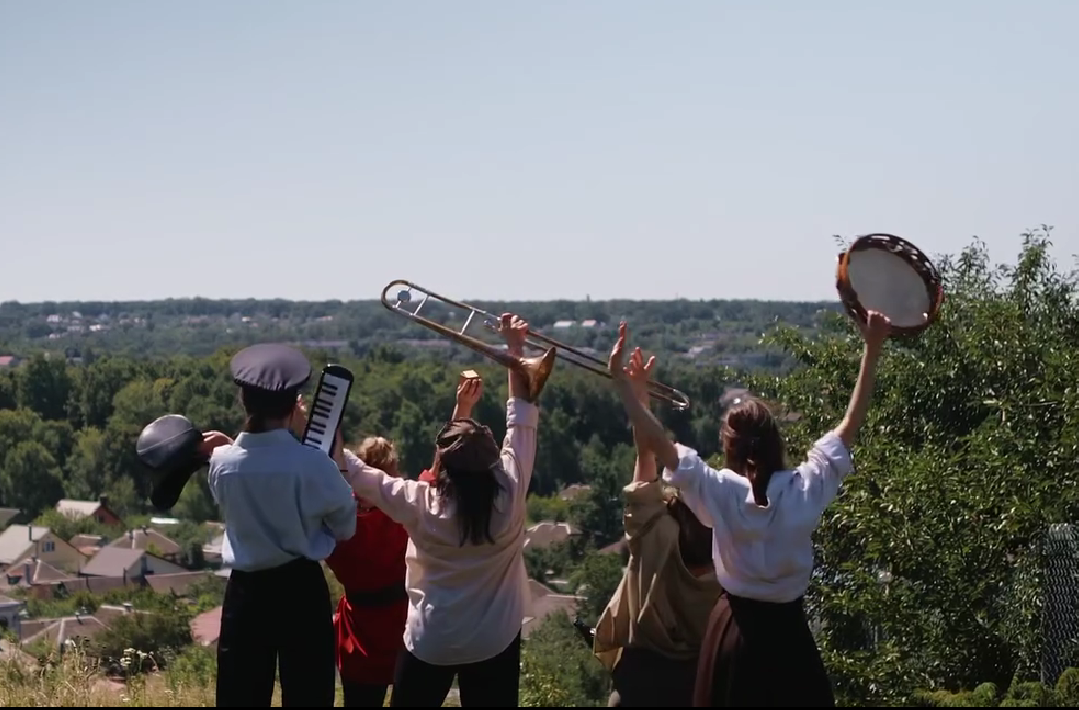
0, 644, 462, 707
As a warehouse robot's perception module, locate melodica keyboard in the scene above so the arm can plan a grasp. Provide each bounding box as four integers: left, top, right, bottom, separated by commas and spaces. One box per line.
301, 365, 354, 455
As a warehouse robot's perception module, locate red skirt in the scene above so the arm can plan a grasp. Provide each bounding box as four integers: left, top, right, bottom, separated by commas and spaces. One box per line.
693, 591, 834, 707
334, 586, 408, 686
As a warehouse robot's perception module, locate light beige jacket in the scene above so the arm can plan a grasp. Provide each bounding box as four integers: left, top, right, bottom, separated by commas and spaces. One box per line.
593, 479, 723, 670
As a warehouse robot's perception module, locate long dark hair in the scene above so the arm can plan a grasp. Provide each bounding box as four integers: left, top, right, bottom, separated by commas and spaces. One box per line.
666, 497, 713, 569
239, 387, 298, 434
430, 449, 505, 546
722, 397, 787, 506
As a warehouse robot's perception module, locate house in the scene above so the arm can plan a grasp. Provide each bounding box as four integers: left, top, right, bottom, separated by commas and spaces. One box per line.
522, 579, 584, 639
0, 356, 20, 369
69, 534, 106, 557
0, 525, 87, 573
190, 606, 222, 649
524, 522, 580, 550
4, 557, 70, 588
107, 527, 182, 560
0, 594, 25, 636
146, 571, 216, 597
54, 496, 123, 527
0, 508, 21, 528
19, 603, 146, 651
80, 547, 186, 580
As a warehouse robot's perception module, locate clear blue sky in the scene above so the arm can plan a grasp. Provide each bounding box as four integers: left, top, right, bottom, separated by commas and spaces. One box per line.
2, 1, 1076, 303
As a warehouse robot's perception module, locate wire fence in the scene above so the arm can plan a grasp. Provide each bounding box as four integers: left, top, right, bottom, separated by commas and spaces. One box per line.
1041, 523, 1079, 684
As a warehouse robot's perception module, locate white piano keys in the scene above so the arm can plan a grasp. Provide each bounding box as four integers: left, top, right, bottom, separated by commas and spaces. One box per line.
301, 365, 354, 455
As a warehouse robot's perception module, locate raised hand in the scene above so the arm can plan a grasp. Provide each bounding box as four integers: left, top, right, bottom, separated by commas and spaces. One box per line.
499, 313, 529, 356
454, 376, 484, 419
624, 346, 656, 405
608, 322, 629, 379
858, 310, 892, 349
198, 431, 233, 458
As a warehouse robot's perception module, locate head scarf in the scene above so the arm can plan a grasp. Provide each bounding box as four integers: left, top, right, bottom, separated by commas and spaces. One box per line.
435, 418, 500, 472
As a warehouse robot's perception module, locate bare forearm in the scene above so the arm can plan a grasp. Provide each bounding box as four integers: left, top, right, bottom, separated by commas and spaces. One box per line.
507, 355, 529, 401
616, 380, 678, 471
834, 342, 883, 448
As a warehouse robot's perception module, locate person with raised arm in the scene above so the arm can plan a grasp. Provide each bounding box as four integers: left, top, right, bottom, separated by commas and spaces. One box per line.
336, 313, 539, 708
593, 346, 724, 707
318, 376, 489, 707
606, 312, 891, 707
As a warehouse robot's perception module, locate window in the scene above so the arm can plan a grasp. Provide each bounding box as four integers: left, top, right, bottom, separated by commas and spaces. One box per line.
42, 540, 55, 553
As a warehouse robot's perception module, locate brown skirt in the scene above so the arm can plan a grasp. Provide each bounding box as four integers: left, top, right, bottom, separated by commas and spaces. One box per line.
693, 591, 834, 707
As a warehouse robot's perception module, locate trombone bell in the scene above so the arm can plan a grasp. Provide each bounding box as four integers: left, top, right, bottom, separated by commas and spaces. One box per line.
517, 347, 557, 402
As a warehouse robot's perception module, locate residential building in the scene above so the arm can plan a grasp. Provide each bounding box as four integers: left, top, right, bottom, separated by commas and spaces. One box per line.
0, 594, 25, 636
106, 527, 182, 561
0, 525, 87, 573
79, 547, 186, 580
54, 496, 123, 527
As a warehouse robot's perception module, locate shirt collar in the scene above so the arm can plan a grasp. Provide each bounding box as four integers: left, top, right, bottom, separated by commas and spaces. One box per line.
233, 428, 299, 449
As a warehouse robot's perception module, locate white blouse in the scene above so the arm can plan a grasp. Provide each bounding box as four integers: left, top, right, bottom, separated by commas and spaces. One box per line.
342, 397, 539, 666
662, 432, 854, 604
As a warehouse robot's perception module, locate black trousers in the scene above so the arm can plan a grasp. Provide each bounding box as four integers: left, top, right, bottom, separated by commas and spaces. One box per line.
216, 557, 335, 707
609, 647, 699, 707
343, 682, 389, 707
389, 633, 521, 707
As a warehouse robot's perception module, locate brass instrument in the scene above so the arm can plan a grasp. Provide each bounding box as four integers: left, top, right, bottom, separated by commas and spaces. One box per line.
380, 280, 691, 410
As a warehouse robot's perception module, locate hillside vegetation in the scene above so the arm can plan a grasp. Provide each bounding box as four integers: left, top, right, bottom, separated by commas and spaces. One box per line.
0, 228, 1076, 706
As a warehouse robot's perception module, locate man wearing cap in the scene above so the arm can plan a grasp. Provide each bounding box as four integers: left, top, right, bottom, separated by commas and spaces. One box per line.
204, 343, 358, 708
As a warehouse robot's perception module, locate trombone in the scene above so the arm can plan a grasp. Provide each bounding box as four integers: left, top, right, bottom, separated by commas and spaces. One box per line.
380, 279, 691, 411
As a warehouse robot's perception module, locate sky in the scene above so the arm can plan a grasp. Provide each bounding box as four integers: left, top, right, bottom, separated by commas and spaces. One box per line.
2, 1, 1077, 303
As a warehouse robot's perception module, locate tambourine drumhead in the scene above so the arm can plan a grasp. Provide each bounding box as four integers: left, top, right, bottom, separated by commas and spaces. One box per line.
836, 233, 944, 336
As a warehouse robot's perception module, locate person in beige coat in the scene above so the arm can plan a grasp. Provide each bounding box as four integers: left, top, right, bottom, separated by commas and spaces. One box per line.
593, 347, 724, 707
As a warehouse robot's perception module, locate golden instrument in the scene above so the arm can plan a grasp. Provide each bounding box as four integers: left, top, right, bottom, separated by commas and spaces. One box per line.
380, 280, 691, 410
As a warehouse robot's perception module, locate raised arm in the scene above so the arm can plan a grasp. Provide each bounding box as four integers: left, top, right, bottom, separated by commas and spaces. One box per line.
832, 311, 890, 449
336, 447, 425, 530
500, 313, 532, 403
625, 347, 658, 484
608, 323, 679, 472
492, 313, 540, 493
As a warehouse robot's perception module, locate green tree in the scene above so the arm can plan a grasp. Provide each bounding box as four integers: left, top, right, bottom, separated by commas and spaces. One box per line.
2, 441, 64, 516
747, 229, 1079, 705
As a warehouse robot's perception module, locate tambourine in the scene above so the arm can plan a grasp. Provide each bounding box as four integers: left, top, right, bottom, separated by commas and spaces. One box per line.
136, 414, 207, 510
836, 233, 944, 337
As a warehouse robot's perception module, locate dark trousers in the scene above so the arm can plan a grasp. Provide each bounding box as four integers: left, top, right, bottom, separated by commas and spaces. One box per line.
215, 558, 335, 707
343, 682, 390, 707
389, 633, 521, 707
609, 647, 699, 707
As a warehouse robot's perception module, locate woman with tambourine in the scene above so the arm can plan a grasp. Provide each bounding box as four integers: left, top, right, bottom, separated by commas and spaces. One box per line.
607, 309, 891, 707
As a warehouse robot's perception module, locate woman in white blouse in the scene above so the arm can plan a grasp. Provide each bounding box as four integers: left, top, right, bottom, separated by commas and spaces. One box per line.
607, 312, 891, 707
335, 313, 537, 708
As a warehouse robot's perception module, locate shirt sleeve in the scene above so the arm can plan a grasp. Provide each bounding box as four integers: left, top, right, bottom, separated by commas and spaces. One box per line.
302, 455, 358, 541
622, 479, 671, 540
499, 397, 540, 499
792, 432, 855, 513
662, 444, 724, 529
341, 449, 425, 529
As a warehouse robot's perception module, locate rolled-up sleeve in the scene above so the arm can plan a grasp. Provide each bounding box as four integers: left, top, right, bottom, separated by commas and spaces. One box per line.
794, 432, 855, 512
622, 480, 670, 539
500, 397, 539, 494
304, 457, 358, 541
662, 444, 720, 529
342, 449, 425, 529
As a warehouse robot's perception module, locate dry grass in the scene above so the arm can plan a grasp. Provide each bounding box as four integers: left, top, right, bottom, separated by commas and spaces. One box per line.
0, 645, 462, 707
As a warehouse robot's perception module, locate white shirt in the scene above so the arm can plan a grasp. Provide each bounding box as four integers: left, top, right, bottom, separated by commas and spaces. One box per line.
344, 397, 538, 666
662, 432, 854, 604
209, 428, 358, 572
